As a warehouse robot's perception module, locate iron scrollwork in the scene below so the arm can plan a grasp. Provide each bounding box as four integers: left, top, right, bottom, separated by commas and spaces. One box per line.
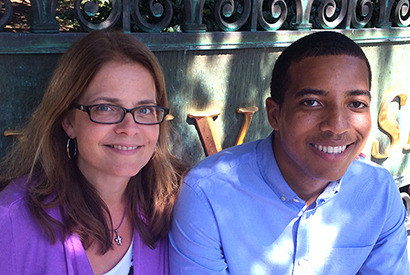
214, 0, 252, 31
0, 0, 13, 30
257, 0, 287, 31
131, 0, 173, 32
74, 0, 121, 32
318, 0, 348, 28
395, 0, 410, 27
318, 0, 372, 29
347, 0, 373, 28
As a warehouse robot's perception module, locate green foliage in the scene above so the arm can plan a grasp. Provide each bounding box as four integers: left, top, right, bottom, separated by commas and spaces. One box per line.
56, 0, 81, 31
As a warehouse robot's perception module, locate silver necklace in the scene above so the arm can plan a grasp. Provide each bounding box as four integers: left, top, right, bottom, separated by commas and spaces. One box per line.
114, 205, 128, 246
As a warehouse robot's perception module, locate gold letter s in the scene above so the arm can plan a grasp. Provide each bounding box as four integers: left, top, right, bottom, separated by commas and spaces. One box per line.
371, 92, 408, 159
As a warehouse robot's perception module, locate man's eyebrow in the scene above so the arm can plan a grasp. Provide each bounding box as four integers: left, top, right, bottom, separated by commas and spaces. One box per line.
348, 90, 371, 100
294, 88, 327, 98
294, 89, 371, 100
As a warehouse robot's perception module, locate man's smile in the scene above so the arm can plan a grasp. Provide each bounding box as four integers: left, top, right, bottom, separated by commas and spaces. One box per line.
312, 144, 350, 154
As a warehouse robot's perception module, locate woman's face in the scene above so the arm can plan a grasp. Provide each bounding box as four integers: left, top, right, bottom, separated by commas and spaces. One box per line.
62, 60, 160, 185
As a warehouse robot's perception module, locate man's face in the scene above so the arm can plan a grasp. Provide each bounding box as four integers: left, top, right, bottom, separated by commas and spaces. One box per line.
266, 55, 371, 188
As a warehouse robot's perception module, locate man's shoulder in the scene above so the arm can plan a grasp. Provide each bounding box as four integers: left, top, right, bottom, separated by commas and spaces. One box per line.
185, 139, 263, 183
348, 158, 393, 179
345, 158, 397, 191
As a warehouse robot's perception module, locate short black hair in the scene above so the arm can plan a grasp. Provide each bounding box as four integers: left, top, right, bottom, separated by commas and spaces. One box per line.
270, 31, 372, 106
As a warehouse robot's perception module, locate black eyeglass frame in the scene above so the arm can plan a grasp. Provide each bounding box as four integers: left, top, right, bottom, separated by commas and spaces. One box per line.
72, 103, 170, 125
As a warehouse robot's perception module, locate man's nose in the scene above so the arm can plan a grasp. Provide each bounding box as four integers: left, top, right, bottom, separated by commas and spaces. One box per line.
319, 106, 350, 134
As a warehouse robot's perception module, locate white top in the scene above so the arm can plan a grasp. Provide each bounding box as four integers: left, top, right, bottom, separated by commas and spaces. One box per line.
103, 238, 134, 275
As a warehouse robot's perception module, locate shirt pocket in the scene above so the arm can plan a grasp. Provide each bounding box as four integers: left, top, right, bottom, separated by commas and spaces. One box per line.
323, 245, 373, 274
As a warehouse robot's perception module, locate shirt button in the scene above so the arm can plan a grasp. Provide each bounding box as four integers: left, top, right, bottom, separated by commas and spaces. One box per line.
280, 196, 286, 201
293, 198, 300, 203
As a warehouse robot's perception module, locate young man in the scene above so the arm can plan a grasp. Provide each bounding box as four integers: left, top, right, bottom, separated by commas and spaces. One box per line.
169, 32, 409, 274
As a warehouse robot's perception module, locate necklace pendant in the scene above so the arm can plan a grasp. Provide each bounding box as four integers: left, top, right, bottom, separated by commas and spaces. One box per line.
114, 229, 123, 246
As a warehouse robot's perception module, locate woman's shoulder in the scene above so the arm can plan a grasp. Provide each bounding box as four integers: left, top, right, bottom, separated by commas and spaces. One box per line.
0, 176, 39, 234
0, 177, 28, 211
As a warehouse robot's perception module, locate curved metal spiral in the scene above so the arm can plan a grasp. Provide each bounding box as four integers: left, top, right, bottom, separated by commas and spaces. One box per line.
350, 0, 373, 28
214, 0, 252, 31
258, 0, 287, 31
74, 0, 121, 31
395, 0, 410, 27
318, 0, 348, 29
131, 0, 173, 32
0, 0, 13, 30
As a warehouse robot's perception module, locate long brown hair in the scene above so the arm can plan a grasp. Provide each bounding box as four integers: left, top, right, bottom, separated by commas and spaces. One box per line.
0, 30, 187, 253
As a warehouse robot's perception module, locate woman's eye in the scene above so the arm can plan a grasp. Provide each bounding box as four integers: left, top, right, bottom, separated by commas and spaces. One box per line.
139, 107, 152, 115
96, 105, 112, 112
302, 99, 320, 107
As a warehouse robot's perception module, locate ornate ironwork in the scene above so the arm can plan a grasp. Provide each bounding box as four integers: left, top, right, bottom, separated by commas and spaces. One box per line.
0, 0, 13, 30
318, 0, 348, 29
30, 0, 60, 32
182, 0, 206, 32
131, 0, 173, 33
74, 0, 121, 32
375, 0, 394, 28
318, 0, 371, 29
214, 0, 252, 31
395, 0, 410, 27
257, 0, 287, 31
292, 0, 314, 30
347, 0, 373, 29
1, 0, 410, 32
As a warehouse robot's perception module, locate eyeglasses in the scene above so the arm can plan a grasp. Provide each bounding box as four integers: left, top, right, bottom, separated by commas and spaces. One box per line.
72, 103, 169, 125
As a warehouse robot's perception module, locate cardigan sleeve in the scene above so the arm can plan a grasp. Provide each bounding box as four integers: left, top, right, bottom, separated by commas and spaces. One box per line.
0, 200, 16, 274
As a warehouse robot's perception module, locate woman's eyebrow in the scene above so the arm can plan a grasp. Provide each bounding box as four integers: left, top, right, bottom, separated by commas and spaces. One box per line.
87, 97, 157, 105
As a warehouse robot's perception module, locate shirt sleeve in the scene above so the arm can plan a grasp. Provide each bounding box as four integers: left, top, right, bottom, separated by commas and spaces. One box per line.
0, 205, 15, 274
169, 181, 230, 275
359, 177, 410, 274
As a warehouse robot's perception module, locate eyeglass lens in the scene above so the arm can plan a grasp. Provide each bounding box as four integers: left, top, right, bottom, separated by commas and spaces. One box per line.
90, 105, 164, 124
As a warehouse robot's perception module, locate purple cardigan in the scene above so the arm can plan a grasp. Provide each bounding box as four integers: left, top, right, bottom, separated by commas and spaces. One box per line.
0, 177, 169, 274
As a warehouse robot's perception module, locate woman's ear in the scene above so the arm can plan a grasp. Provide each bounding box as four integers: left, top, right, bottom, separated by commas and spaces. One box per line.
265, 97, 281, 131
61, 113, 76, 139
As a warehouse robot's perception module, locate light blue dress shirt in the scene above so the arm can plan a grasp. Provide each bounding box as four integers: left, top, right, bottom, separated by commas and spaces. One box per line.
169, 133, 409, 274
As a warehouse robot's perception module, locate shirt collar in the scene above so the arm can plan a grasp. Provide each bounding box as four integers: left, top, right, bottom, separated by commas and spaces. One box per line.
257, 132, 302, 203
316, 179, 341, 202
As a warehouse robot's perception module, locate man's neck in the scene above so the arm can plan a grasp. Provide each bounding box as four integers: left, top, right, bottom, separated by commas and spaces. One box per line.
272, 133, 331, 207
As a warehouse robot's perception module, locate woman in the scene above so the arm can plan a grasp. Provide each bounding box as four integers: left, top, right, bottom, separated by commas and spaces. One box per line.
0, 30, 186, 274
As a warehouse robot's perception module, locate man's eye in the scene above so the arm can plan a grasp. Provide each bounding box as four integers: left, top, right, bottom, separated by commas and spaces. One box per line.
302, 99, 320, 107
350, 101, 368, 109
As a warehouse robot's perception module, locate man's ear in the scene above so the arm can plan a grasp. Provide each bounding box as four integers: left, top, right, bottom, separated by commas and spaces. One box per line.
265, 97, 281, 131
61, 113, 76, 139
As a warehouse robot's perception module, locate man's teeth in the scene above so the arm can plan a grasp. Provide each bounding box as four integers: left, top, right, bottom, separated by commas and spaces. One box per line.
314, 144, 347, 154
112, 145, 138, 150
